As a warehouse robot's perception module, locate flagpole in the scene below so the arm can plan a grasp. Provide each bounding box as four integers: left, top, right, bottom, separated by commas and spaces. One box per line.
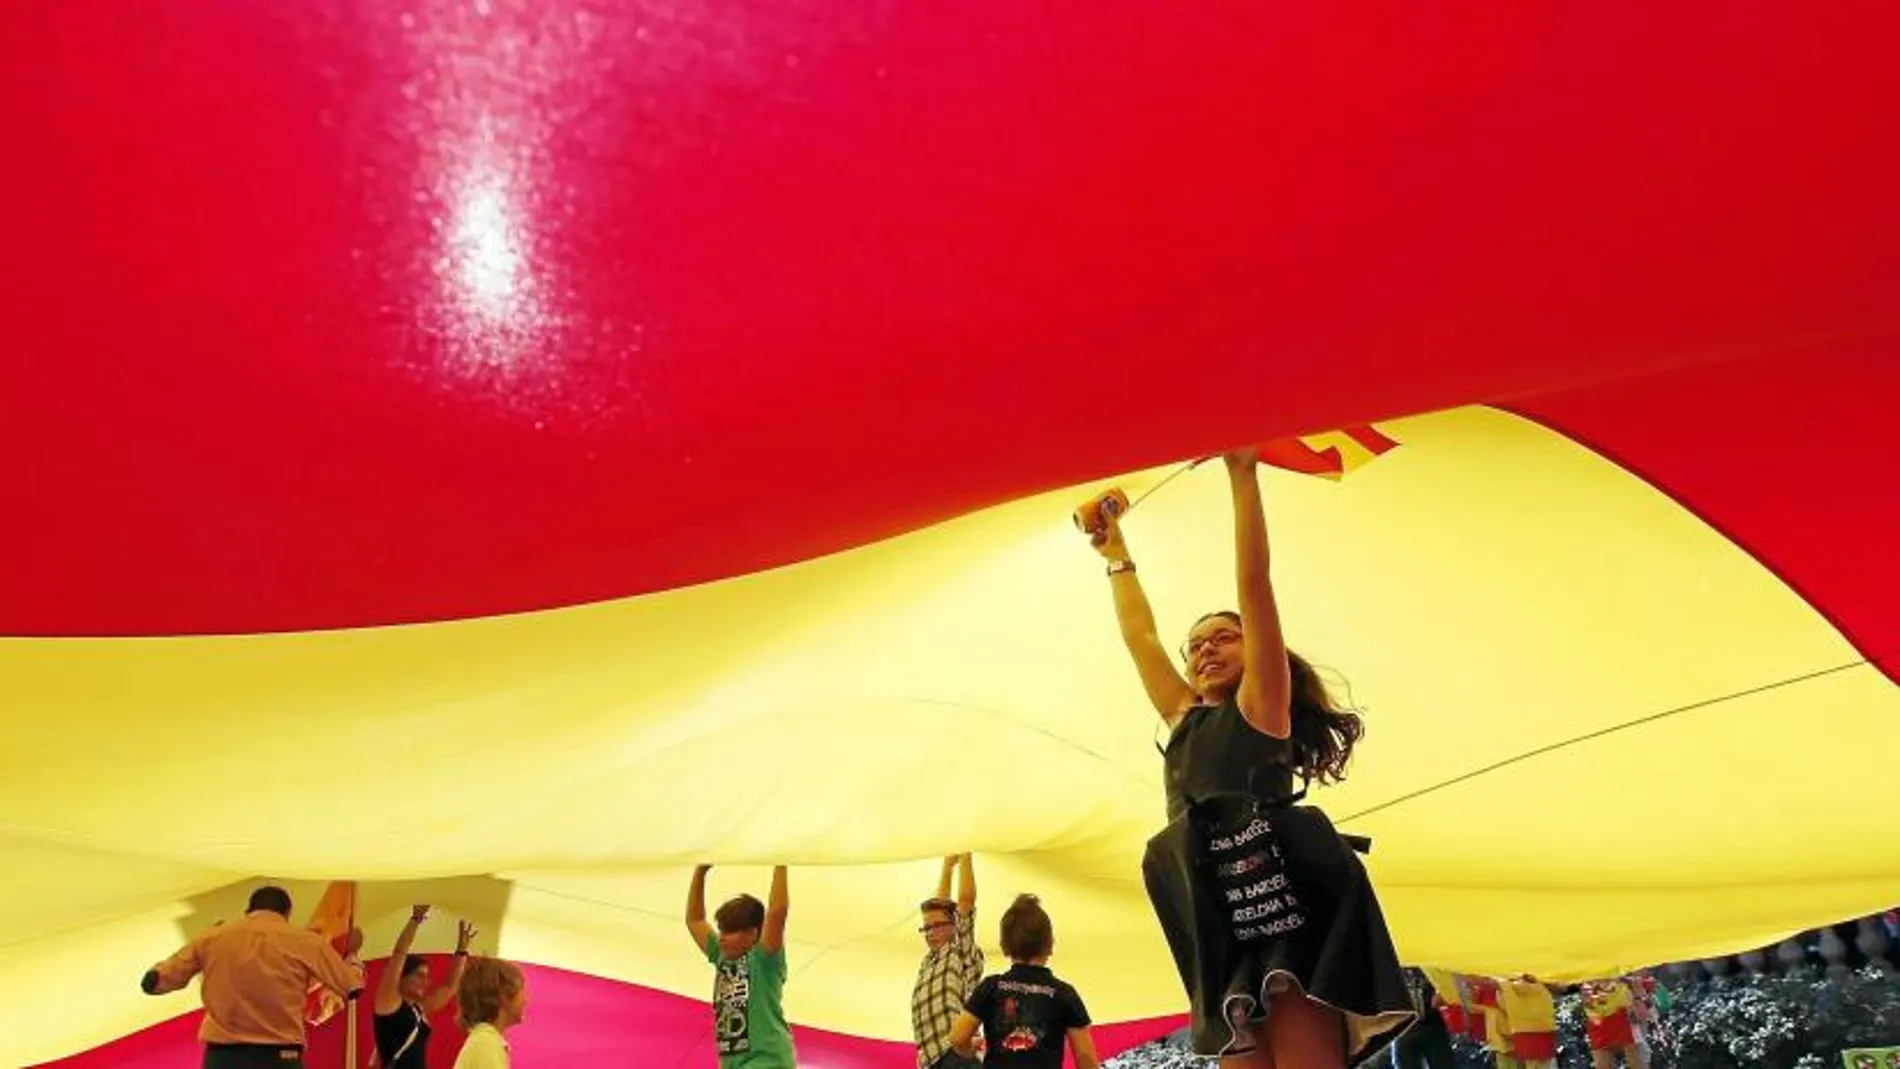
345, 882, 359, 1069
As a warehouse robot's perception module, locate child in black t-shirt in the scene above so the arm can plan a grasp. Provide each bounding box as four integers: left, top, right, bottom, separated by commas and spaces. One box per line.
948, 894, 1101, 1069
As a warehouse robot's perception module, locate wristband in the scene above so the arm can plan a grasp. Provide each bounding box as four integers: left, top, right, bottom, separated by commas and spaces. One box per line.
454, 949, 469, 957
1106, 559, 1135, 576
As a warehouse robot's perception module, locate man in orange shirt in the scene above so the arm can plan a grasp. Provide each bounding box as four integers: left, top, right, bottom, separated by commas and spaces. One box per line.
142, 885, 365, 1069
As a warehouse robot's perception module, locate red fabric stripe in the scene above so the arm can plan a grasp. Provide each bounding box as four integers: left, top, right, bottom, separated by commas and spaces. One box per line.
1505, 339, 1900, 682
3, 3, 1896, 635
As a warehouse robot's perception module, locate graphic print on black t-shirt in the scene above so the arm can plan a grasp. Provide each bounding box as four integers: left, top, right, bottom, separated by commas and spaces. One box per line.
967, 964, 1090, 1069
998, 993, 1041, 1052
714, 956, 752, 1055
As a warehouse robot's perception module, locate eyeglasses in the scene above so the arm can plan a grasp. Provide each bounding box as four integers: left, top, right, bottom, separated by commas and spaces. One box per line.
918, 921, 953, 933
1182, 629, 1241, 659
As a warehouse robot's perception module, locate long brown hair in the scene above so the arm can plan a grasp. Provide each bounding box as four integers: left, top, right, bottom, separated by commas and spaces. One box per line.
1196, 612, 1364, 785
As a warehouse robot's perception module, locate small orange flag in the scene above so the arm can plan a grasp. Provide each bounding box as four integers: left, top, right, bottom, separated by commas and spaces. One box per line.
302, 880, 356, 1026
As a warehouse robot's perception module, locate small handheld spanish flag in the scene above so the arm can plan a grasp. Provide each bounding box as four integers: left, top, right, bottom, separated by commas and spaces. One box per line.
1073, 422, 1400, 531
1256, 423, 1400, 480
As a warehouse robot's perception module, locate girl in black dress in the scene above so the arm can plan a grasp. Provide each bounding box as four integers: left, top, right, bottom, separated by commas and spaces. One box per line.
369, 905, 477, 1069
1082, 447, 1415, 1068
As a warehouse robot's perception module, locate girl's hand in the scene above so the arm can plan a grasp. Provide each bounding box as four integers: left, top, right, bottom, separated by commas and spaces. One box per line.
1085, 509, 1129, 560
457, 919, 478, 950
409, 904, 431, 924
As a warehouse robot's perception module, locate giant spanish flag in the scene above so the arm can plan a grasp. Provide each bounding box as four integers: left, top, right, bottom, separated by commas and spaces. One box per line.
1, 0, 1897, 1066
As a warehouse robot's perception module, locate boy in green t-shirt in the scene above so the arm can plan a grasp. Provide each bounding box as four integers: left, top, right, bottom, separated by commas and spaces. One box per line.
686, 864, 796, 1068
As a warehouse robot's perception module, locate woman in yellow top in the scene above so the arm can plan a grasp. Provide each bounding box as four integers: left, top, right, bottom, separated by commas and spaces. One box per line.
1479, 994, 1515, 1069
1581, 979, 1644, 1069
1497, 977, 1557, 1068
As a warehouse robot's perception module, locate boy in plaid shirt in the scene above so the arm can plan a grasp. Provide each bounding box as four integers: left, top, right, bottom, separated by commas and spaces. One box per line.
912, 855, 983, 1069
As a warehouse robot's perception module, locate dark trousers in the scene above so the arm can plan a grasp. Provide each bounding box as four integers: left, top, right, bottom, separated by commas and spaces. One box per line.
1389, 1013, 1457, 1069
931, 1051, 983, 1069
203, 1044, 305, 1069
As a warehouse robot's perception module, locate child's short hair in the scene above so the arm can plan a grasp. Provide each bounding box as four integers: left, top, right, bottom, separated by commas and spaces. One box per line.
715, 893, 766, 933
999, 893, 1053, 961
456, 956, 524, 1029
918, 896, 958, 918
